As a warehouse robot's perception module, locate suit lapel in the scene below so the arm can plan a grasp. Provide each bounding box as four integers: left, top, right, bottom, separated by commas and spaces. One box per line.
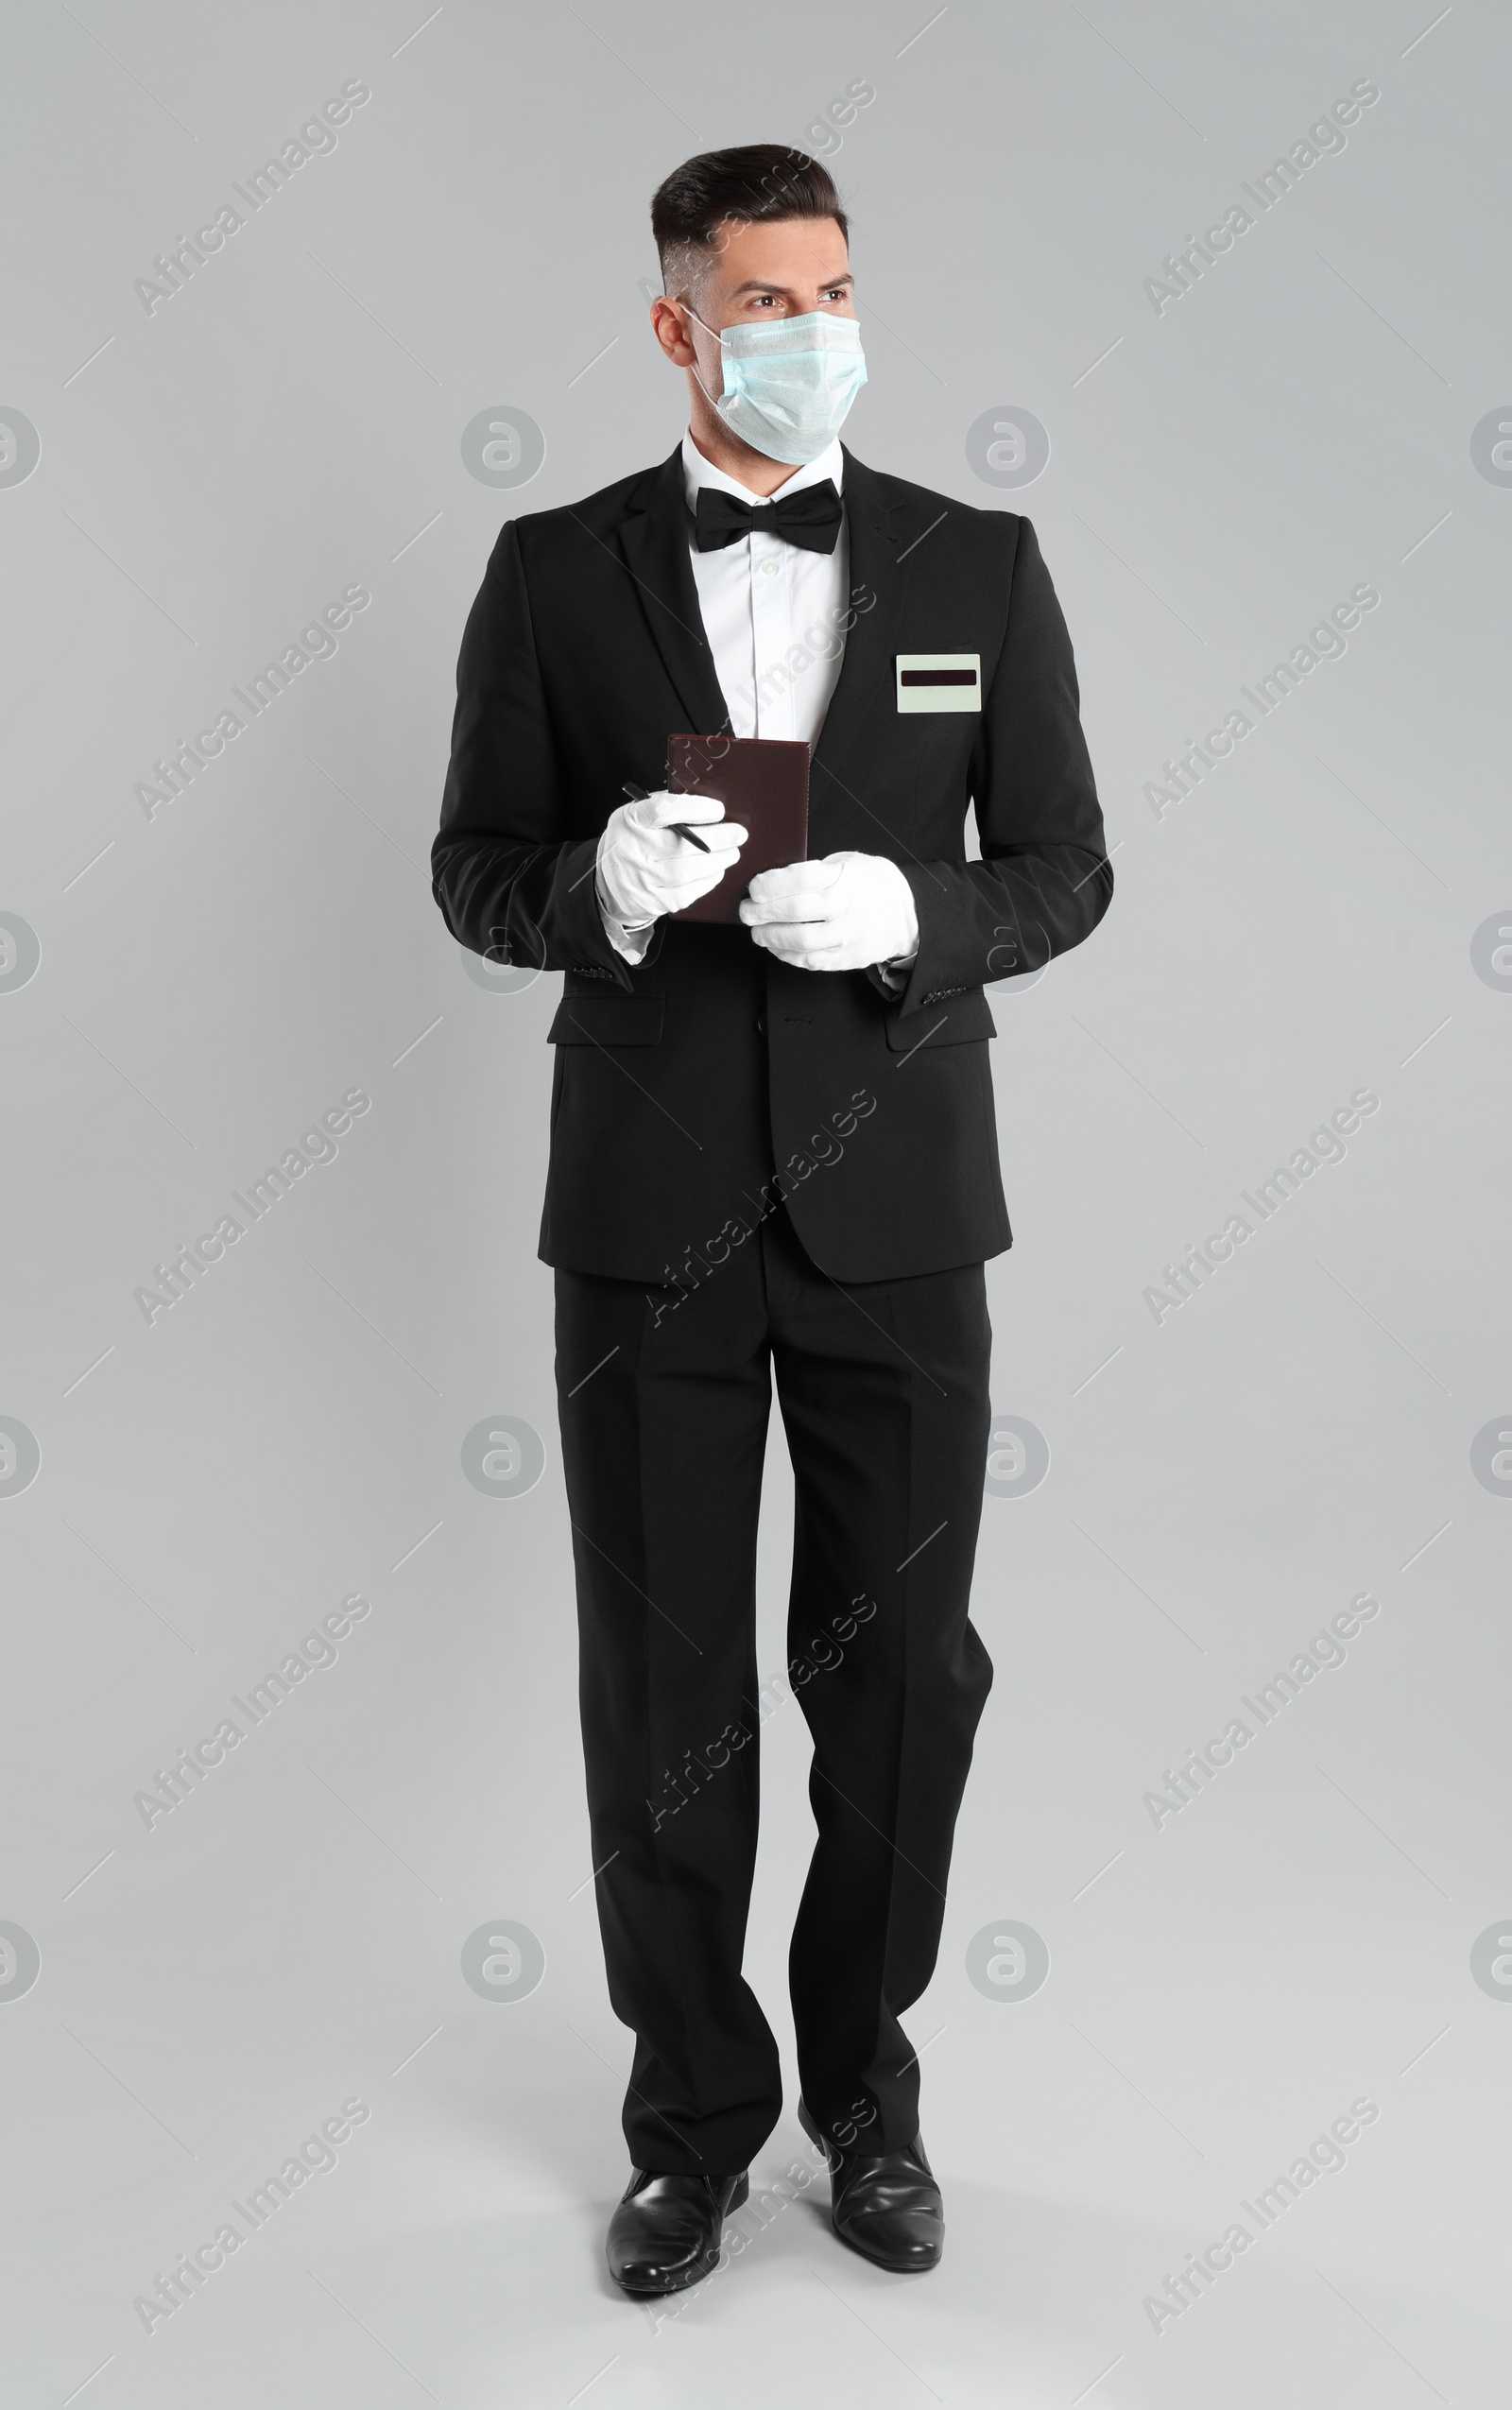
809, 449, 915, 806
614, 448, 732, 738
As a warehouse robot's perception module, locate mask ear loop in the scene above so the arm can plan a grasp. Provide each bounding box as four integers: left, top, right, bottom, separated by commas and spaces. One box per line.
675, 301, 726, 415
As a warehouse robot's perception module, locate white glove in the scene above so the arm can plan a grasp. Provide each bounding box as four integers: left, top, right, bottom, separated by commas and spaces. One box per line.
737, 851, 919, 973
595, 791, 747, 928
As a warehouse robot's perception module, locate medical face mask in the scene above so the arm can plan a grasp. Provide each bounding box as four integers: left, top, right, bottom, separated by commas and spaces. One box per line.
683, 306, 868, 466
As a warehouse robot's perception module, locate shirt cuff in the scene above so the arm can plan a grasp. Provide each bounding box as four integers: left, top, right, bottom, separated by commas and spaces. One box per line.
872, 944, 919, 990
596, 869, 657, 965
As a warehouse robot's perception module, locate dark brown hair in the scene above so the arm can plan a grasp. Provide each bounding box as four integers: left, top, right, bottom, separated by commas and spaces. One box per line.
650, 146, 849, 295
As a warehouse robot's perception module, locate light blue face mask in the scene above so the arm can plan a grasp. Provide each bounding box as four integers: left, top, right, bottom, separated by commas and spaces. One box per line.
683, 306, 868, 467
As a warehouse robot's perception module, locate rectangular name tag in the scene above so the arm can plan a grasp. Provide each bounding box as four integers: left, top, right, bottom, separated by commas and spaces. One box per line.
895, 653, 981, 714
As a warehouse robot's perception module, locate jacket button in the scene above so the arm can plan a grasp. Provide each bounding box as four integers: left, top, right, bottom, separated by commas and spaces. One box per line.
755, 1015, 766, 1034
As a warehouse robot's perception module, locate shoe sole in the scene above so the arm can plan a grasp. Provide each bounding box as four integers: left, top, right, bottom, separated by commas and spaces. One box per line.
611, 2172, 750, 2295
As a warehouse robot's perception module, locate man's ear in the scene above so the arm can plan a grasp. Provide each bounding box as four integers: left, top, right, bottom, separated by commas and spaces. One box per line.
651, 298, 696, 367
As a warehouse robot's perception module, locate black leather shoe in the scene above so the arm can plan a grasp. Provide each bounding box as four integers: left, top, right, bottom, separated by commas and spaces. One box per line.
799, 2099, 944, 2271
606, 2168, 749, 2294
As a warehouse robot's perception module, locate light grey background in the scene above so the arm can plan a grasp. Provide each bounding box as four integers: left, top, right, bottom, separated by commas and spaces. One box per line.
2, 2, 1508, 2402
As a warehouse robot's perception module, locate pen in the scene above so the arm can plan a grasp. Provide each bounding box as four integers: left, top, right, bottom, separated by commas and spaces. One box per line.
623, 781, 713, 853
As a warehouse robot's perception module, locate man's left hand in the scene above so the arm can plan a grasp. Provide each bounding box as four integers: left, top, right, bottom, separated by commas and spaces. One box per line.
738, 851, 919, 973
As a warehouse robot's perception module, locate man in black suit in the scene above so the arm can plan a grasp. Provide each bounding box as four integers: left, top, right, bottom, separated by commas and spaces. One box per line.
432, 144, 1112, 2296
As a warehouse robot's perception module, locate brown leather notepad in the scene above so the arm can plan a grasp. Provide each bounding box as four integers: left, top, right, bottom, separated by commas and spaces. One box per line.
666, 732, 810, 923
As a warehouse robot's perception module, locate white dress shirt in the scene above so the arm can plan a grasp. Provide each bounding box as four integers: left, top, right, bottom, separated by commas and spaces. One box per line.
598, 431, 850, 964
682, 427, 850, 746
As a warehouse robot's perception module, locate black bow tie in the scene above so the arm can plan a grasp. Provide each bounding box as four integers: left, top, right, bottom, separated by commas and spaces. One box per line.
694, 480, 843, 556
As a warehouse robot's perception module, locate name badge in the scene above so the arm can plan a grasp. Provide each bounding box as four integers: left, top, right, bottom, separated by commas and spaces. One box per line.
895, 653, 981, 714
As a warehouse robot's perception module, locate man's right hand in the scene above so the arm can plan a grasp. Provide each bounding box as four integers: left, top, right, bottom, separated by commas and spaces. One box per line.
595, 792, 747, 927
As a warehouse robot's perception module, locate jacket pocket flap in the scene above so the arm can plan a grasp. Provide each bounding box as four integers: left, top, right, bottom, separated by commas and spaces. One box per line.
547, 993, 665, 1046
884, 990, 997, 1051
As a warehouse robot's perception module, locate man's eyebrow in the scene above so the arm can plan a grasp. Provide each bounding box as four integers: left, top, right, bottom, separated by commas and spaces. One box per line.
726, 271, 854, 296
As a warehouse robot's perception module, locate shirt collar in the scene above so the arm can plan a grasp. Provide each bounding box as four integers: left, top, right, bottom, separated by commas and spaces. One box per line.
680, 427, 845, 516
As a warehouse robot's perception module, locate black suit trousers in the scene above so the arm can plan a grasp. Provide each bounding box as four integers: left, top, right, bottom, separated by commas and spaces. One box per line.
555, 1199, 994, 2175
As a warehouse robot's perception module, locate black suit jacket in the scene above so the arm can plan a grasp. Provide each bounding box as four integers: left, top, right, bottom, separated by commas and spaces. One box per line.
431, 444, 1113, 1284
